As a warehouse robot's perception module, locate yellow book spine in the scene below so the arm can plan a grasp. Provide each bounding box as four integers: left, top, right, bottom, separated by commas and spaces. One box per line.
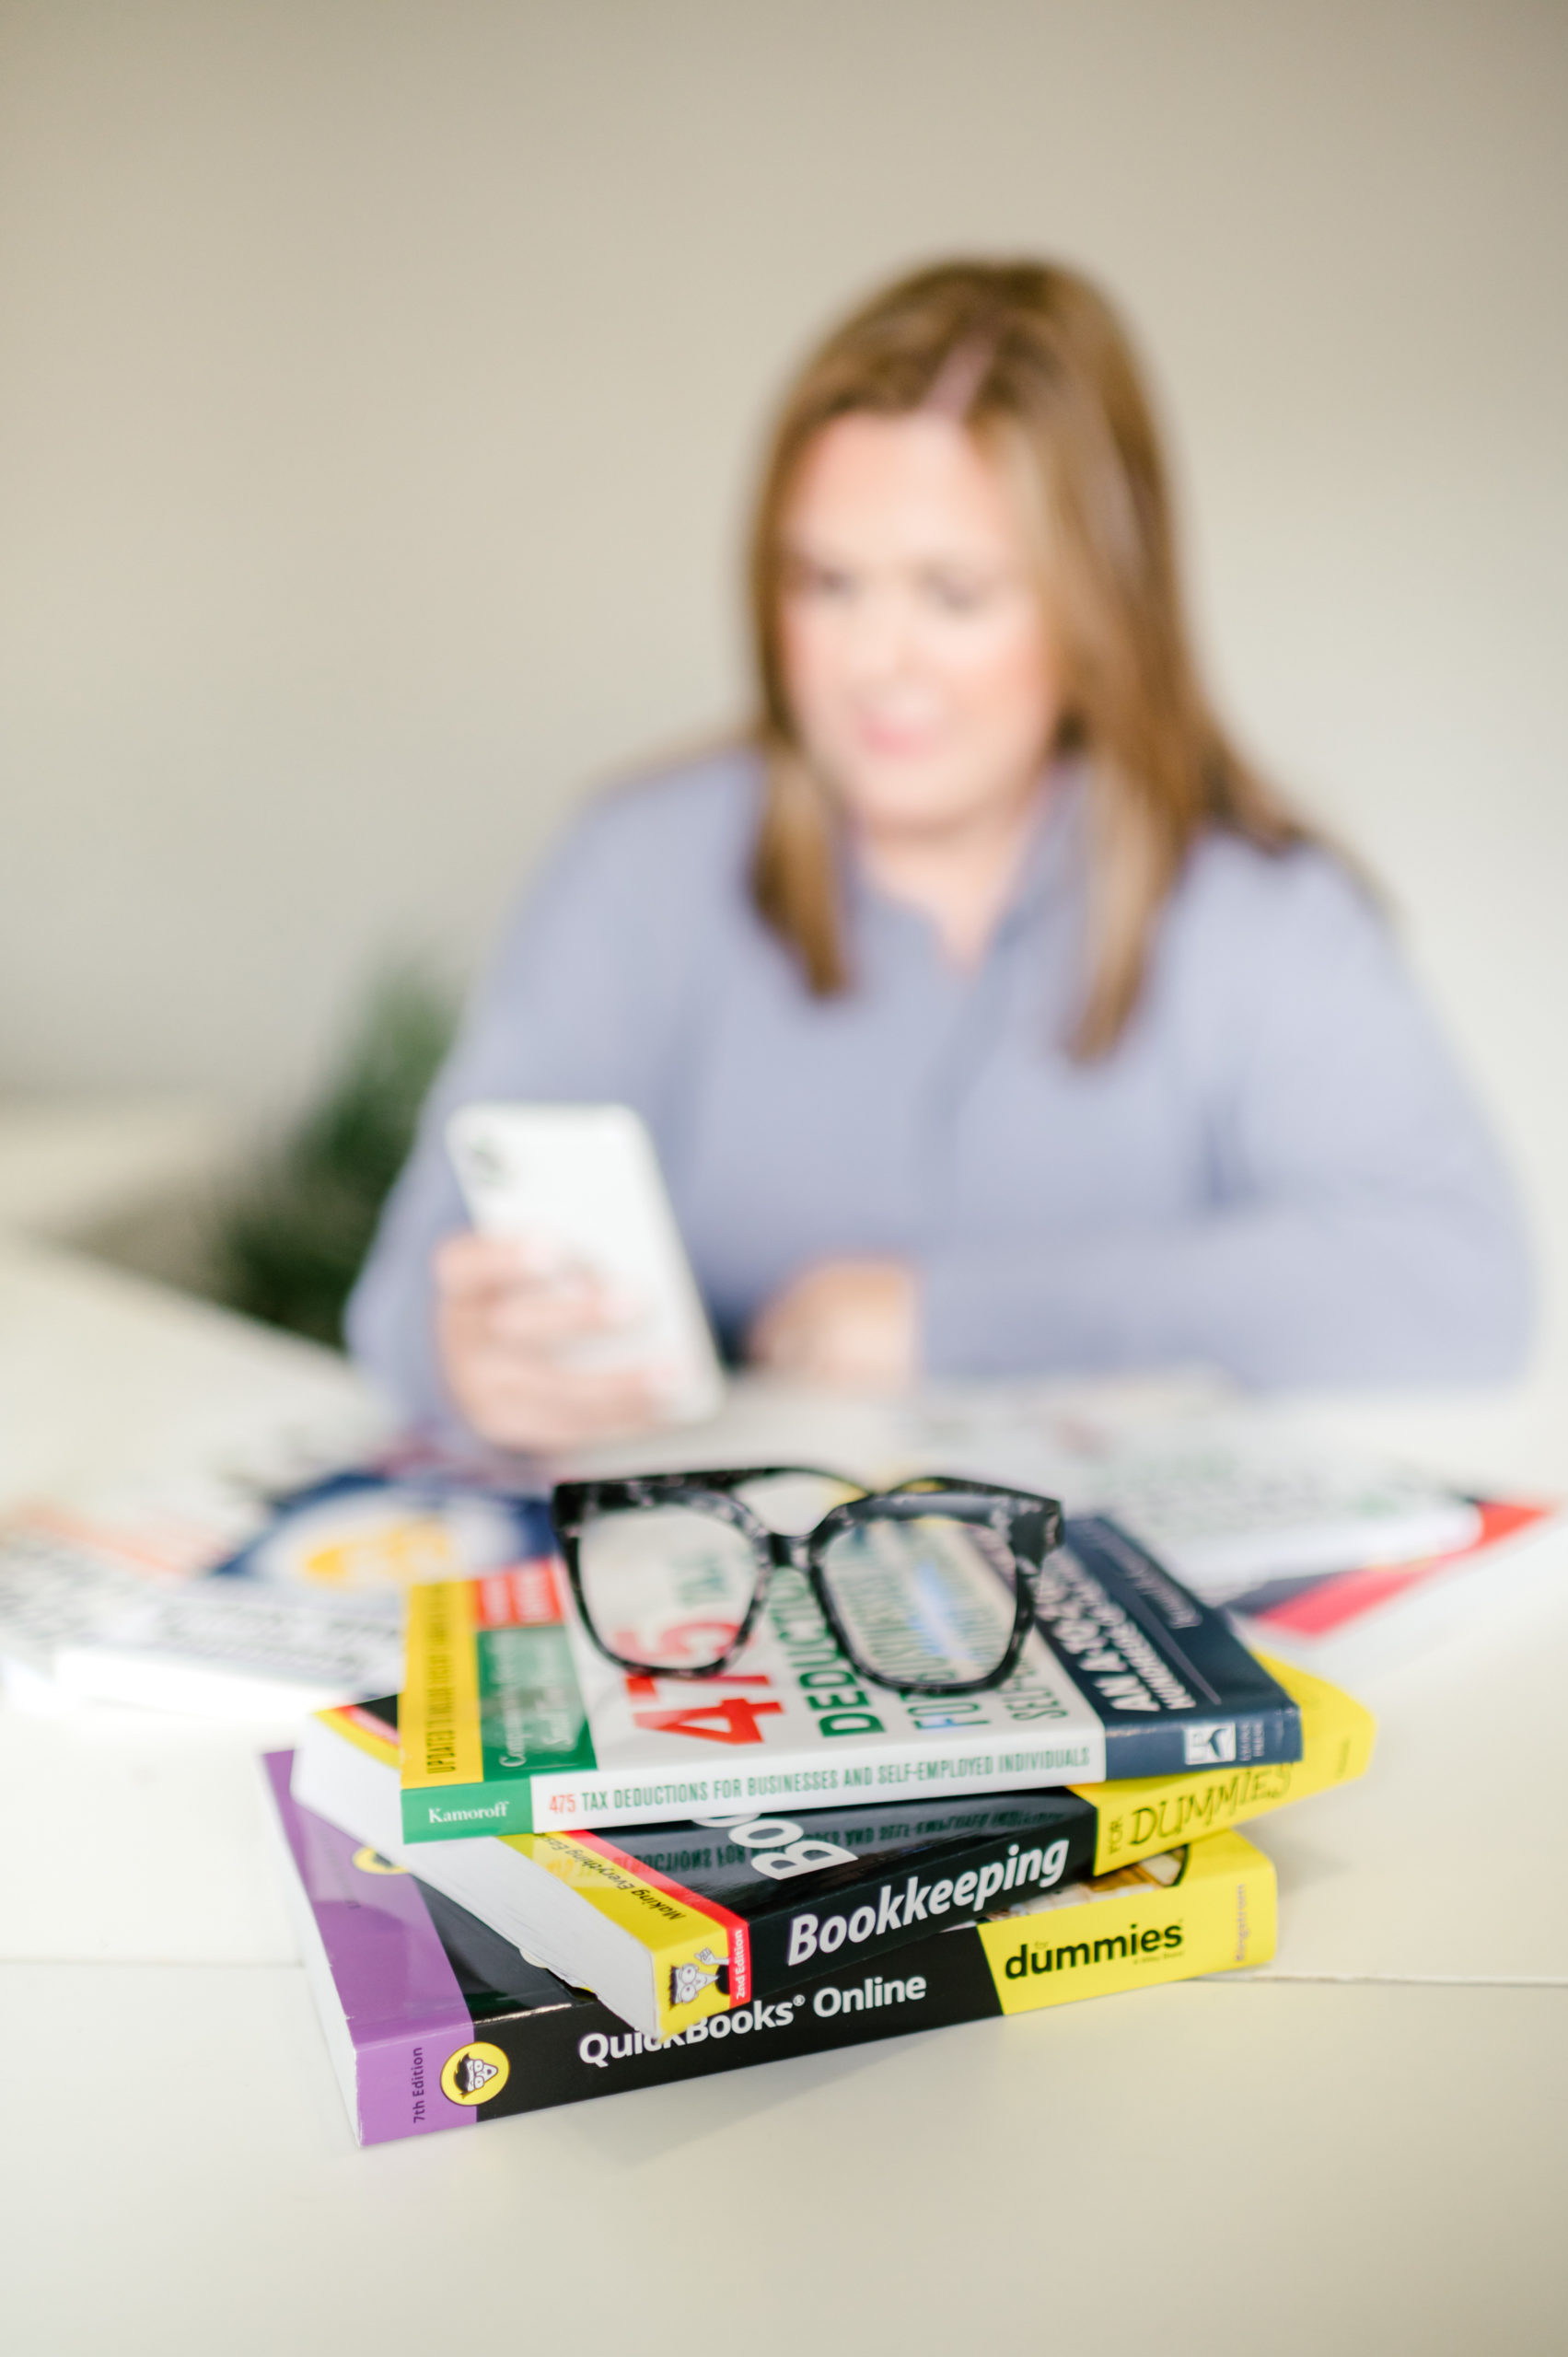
506, 1831, 751, 2039
310, 1701, 400, 1771
401, 1579, 485, 1791
1077, 1655, 1376, 1875
979, 1829, 1275, 2013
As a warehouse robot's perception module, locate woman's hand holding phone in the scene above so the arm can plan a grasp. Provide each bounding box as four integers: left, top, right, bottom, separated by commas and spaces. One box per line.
434, 1232, 668, 1452
747, 1258, 917, 1390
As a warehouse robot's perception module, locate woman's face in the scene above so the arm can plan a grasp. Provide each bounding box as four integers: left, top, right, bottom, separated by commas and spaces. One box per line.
777, 411, 1063, 841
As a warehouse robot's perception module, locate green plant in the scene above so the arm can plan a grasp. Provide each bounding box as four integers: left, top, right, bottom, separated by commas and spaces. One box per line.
213, 964, 457, 1346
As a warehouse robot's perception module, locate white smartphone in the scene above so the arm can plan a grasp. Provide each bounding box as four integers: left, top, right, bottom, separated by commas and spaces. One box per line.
446, 1101, 726, 1427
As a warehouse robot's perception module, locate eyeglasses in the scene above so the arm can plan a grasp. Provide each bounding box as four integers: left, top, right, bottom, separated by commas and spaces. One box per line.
549, 1466, 1064, 1698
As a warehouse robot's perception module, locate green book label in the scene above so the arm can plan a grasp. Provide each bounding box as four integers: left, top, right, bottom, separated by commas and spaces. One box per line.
476, 1621, 598, 1787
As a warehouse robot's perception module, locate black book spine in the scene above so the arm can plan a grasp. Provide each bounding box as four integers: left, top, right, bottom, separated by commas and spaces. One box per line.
742, 1811, 1098, 1992
1042, 1517, 1305, 1777
465, 1923, 1009, 2122
1098, 1698, 1302, 1779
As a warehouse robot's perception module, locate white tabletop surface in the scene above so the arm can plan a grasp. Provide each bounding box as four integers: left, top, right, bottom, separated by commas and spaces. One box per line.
6, 1968, 1564, 2356
5, 1237, 1567, 2352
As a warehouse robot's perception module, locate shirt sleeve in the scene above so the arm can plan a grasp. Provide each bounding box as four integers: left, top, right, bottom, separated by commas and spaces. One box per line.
343, 786, 714, 1423
922, 849, 1536, 1387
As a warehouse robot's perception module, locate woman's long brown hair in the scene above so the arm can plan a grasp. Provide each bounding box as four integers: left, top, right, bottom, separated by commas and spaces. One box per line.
748, 260, 1310, 1057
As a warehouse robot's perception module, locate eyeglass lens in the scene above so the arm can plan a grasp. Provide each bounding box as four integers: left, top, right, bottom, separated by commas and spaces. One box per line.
575, 1503, 759, 1671
816, 1513, 1019, 1688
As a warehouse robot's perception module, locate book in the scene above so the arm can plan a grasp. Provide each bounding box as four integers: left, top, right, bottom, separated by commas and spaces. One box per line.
209, 1467, 549, 1597
0, 1469, 541, 1718
263, 1750, 1277, 2144
879, 1389, 1485, 1596
1230, 1497, 1563, 1681
0, 1520, 403, 1717
397, 1515, 1302, 1842
292, 1653, 1362, 2038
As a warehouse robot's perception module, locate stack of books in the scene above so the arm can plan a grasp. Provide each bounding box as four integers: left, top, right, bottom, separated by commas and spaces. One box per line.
266, 1503, 1376, 2143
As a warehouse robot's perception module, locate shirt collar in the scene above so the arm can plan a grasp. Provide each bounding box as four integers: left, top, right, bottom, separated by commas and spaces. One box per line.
842, 756, 1089, 966
994, 758, 1089, 935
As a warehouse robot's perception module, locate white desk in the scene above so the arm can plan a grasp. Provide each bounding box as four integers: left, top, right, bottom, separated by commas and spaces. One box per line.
0, 1234, 386, 1511
5, 1242, 1566, 2353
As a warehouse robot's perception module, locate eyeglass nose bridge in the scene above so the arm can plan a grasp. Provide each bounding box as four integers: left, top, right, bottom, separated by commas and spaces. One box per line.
765, 1529, 811, 1572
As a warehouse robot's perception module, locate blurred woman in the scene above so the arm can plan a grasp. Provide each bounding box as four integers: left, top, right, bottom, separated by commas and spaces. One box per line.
349, 259, 1532, 1448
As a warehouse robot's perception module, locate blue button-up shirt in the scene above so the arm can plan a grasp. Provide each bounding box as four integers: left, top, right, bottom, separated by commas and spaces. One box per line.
348, 747, 1532, 1417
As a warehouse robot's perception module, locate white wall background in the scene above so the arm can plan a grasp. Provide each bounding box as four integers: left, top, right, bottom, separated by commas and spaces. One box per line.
2, 1, 1565, 1335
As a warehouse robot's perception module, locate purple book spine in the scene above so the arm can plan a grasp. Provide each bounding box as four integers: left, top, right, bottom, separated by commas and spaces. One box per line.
264, 1752, 477, 2144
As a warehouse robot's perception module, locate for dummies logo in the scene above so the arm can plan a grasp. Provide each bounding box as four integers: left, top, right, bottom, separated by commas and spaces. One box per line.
1003, 1919, 1183, 1980
669, 1947, 728, 2008
440, 2040, 511, 2104
352, 1846, 406, 1875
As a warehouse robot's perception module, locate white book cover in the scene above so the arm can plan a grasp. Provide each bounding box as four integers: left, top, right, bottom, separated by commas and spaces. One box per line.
397, 1518, 1306, 1840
